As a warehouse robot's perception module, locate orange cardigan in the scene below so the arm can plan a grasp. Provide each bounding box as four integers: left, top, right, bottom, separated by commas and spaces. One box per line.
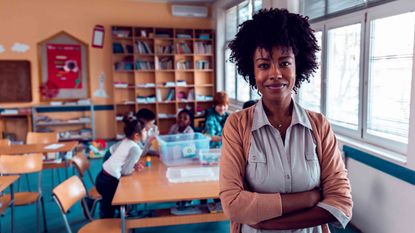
219, 106, 353, 233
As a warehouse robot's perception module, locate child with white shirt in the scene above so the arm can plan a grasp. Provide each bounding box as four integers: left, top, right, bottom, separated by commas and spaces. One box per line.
168, 109, 194, 135
95, 115, 147, 218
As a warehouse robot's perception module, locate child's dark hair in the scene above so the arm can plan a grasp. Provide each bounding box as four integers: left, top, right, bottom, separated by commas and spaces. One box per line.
122, 115, 145, 139
228, 8, 319, 92
178, 109, 194, 127
242, 100, 258, 109
135, 108, 156, 122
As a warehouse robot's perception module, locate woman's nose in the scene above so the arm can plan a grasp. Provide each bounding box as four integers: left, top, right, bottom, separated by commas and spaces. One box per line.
269, 63, 282, 79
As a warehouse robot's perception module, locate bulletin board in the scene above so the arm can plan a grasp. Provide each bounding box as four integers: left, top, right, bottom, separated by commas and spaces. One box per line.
0, 60, 32, 103
38, 31, 90, 101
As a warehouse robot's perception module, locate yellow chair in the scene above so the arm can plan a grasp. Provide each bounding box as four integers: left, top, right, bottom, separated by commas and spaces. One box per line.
71, 152, 102, 217
0, 139, 10, 146
27, 132, 63, 187
53, 176, 121, 233
26, 132, 59, 145
0, 153, 47, 233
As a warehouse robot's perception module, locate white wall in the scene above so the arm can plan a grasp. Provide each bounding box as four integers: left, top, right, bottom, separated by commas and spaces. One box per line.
347, 159, 415, 233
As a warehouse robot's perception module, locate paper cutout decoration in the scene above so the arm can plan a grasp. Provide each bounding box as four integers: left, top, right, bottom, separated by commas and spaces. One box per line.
11, 43, 30, 53
40, 80, 60, 99
93, 72, 109, 98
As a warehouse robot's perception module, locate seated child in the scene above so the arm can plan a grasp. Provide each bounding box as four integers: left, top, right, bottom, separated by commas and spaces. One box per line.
136, 108, 159, 156
204, 92, 229, 148
96, 115, 147, 218
104, 108, 159, 162
168, 109, 194, 134
242, 100, 258, 109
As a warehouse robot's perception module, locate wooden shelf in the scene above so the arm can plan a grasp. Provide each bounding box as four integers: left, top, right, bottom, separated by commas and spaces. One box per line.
112, 26, 214, 135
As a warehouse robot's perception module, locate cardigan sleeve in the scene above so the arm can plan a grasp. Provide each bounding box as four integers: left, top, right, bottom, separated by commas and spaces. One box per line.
315, 115, 353, 228
219, 113, 282, 225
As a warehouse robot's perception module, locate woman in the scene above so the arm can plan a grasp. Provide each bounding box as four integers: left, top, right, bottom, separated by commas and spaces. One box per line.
204, 91, 229, 148
220, 8, 352, 233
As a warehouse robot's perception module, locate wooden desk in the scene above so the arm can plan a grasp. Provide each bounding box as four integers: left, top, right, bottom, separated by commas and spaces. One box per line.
112, 157, 227, 233
0, 141, 78, 155
0, 141, 79, 176
0, 175, 19, 233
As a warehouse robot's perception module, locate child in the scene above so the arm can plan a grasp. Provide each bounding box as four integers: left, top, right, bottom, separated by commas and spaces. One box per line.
136, 108, 159, 156
168, 109, 194, 134
95, 115, 146, 218
204, 92, 230, 148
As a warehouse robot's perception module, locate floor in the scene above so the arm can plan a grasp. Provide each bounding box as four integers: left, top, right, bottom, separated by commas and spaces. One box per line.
1, 155, 361, 233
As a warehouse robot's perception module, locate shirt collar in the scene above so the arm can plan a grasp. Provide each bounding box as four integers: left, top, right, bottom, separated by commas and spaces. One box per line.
252, 98, 312, 132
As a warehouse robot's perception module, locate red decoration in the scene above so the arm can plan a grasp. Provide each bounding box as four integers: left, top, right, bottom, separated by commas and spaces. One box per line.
40, 80, 60, 99
46, 43, 82, 89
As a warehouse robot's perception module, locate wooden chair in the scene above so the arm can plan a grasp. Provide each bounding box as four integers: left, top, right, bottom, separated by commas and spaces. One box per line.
26, 132, 63, 187
26, 132, 59, 145
53, 176, 121, 233
0, 153, 47, 233
71, 152, 102, 217
0, 139, 10, 146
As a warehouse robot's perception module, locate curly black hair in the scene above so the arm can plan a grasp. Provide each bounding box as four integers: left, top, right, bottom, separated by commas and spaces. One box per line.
228, 8, 319, 92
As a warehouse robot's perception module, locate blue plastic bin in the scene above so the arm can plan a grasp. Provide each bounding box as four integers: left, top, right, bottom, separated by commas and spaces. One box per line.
157, 133, 210, 166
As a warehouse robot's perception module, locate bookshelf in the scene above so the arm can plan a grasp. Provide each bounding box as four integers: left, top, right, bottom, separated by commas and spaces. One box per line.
112, 26, 215, 136
32, 104, 95, 141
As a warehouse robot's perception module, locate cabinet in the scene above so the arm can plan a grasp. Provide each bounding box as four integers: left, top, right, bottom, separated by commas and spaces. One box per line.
111, 26, 215, 136
0, 108, 32, 143
32, 105, 95, 141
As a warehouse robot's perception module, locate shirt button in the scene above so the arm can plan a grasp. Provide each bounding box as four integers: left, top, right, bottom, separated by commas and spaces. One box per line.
286, 175, 290, 179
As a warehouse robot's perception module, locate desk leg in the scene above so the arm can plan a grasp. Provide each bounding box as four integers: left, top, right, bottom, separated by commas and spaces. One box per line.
121, 205, 126, 233
10, 183, 15, 233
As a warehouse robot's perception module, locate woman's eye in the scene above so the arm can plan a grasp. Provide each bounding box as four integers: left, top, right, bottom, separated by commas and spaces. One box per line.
258, 63, 270, 69
280, 61, 291, 67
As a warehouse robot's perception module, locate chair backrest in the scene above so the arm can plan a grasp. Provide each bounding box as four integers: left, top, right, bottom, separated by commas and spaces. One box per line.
0, 153, 43, 174
0, 139, 10, 146
71, 152, 90, 177
27, 132, 58, 144
53, 176, 86, 214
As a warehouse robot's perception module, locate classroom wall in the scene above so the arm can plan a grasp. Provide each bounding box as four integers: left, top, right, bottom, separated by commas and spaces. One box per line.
0, 0, 213, 138
347, 158, 415, 233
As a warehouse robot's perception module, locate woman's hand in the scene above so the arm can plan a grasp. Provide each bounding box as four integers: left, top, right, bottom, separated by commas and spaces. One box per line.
134, 162, 144, 171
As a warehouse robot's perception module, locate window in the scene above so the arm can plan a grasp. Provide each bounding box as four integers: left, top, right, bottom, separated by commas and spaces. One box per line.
300, 0, 395, 21
224, 0, 262, 104
298, 1, 415, 155
326, 23, 361, 130
298, 31, 322, 113
366, 12, 415, 145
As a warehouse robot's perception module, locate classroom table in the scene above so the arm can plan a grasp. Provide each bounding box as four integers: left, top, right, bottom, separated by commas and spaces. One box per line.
0, 175, 20, 233
112, 157, 228, 233
0, 141, 78, 177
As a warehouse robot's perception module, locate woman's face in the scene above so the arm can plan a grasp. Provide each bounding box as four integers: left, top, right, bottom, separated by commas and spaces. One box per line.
215, 104, 228, 116
253, 46, 296, 103
178, 112, 191, 128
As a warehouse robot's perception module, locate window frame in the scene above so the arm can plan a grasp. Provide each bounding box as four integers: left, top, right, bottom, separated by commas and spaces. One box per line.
223, 0, 263, 107
323, 12, 365, 140
361, 1, 415, 154
300, 0, 415, 156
